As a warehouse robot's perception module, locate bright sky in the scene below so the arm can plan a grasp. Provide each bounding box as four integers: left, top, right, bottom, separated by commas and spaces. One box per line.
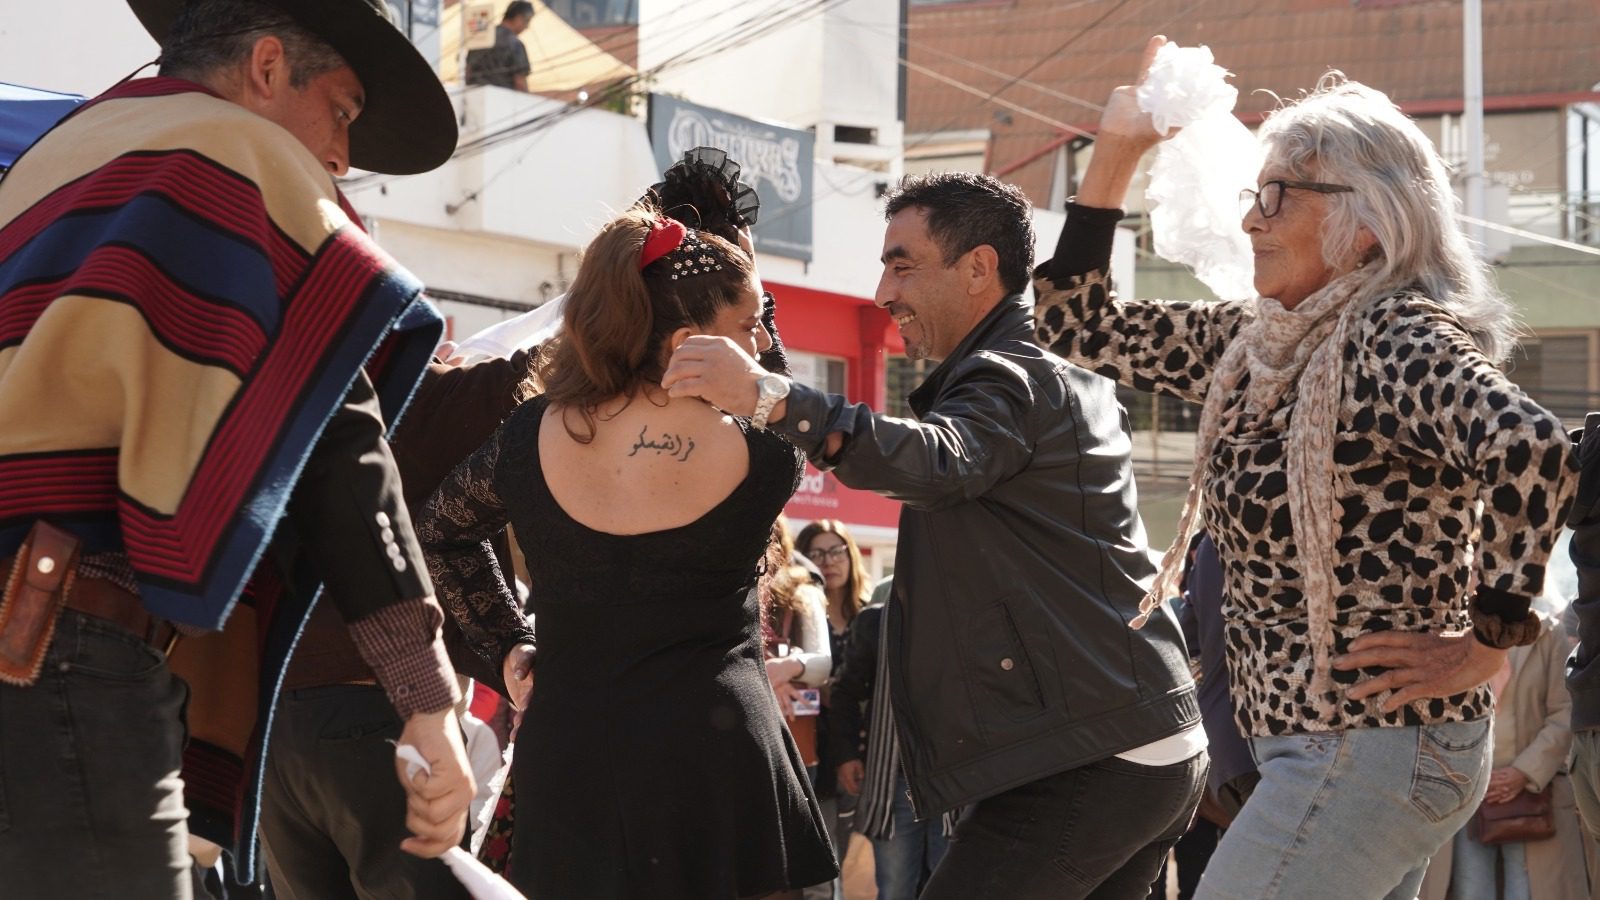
2, 1, 159, 97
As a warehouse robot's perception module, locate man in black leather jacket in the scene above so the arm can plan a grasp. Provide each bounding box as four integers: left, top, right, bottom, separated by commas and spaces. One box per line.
1565, 413, 1600, 838
663, 172, 1204, 899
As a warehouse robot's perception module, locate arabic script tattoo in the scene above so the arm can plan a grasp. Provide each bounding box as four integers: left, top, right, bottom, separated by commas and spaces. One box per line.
628, 425, 696, 462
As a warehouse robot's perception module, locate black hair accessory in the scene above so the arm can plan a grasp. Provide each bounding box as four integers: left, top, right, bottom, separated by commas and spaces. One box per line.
647, 147, 760, 240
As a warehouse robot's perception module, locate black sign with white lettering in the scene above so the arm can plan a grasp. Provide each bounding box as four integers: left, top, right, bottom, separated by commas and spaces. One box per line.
648, 94, 814, 262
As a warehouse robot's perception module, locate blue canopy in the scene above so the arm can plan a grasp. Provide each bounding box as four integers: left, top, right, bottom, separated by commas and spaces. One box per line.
1, 83, 86, 171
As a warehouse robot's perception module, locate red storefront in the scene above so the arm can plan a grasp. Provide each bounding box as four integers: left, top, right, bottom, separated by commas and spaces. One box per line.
769, 281, 905, 578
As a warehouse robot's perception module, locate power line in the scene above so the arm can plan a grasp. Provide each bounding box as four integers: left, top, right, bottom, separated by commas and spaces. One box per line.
518, 0, 742, 79
1459, 213, 1600, 258
345, 0, 844, 192
836, 13, 1106, 117
353, 0, 854, 205
900, 58, 1095, 140
466, 0, 845, 155
908, 0, 1143, 140
759, 0, 1169, 230
1496, 256, 1600, 313
896, 0, 1147, 36
1505, 189, 1600, 233
431, 6, 726, 153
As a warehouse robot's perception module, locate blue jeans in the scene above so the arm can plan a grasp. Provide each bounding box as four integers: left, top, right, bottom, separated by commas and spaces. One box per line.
0, 610, 193, 899
1195, 721, 1492, 900
1448, 825, 1530, 900
872, 773, 951, 900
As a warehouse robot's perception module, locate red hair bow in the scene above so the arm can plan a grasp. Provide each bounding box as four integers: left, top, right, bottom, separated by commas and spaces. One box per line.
640, 216, 687, 270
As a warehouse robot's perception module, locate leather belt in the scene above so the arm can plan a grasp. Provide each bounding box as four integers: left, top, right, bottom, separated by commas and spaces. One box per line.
0, 556, 178, 655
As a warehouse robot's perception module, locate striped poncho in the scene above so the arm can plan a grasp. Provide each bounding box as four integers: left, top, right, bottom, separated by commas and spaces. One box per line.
0, 77, 442, 873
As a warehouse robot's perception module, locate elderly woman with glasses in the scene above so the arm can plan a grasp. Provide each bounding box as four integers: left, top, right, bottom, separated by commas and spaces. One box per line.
1031, 36, 1579, 899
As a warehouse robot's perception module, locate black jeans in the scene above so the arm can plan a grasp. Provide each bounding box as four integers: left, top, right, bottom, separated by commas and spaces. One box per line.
0, 610, 193, 899
920, 751, 1208, 900
259, 684, 469, 900
1149, 816, 1220, 900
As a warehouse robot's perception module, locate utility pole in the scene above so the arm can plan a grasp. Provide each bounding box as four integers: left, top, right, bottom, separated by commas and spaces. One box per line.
1463, 0, 1486, 255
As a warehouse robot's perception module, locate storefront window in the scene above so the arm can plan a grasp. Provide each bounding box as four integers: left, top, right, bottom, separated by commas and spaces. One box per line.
787, 351, 848, 396
884, 354, 929, 418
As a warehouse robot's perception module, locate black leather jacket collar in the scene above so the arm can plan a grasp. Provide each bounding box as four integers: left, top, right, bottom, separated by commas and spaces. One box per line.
908, 293, 1030, 418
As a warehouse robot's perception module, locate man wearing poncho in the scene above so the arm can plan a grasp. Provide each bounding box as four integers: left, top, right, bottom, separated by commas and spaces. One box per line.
0, 1, 475, 895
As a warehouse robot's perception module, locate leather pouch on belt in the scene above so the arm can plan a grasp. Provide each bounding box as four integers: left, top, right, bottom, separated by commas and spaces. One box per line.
0, 521, 81, 686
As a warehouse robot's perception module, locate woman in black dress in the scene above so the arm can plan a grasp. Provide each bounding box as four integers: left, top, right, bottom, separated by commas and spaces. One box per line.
418, 202, 836, 899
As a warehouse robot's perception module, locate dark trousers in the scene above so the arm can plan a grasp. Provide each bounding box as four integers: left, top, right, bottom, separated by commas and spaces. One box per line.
920, 751, 1208, 900
259, 684, 469, 900
0, 610, 193, 899
1149, 816, 1220, 900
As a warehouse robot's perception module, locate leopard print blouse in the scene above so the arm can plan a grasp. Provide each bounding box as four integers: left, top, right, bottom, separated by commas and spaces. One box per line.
1034, 267, 1578, 736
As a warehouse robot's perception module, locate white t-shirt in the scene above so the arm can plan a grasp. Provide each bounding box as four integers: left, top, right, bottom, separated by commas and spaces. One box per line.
1114, 720, 1209, 767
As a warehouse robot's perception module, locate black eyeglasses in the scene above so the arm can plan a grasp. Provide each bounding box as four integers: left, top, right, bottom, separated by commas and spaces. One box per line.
806, 546, 850, 564
1239, 180, 1354, 219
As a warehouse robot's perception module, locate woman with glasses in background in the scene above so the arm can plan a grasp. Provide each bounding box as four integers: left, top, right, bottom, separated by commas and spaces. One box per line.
1029, 36, 1579, 899
793, 520, 870, 898
797, 520, 870, 640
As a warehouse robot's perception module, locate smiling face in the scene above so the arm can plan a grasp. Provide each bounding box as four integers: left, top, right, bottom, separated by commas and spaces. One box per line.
1242, 165, 1354, 309
876, 207, 986, 362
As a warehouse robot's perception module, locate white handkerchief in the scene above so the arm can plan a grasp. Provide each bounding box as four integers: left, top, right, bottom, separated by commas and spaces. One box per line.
395, 743, 528, 900
1137, 42, 1263, 301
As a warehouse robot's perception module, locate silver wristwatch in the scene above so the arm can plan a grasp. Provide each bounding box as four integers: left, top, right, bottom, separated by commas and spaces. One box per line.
751, 373, 791, 431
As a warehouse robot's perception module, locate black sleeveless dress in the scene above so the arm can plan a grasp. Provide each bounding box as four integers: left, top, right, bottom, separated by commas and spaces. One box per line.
419, 396, 837, 899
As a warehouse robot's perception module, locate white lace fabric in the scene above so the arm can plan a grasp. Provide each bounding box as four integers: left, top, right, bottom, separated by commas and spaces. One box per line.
1137, 42, 1263, 301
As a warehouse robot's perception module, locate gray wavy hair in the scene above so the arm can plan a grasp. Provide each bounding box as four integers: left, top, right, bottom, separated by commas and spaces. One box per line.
1257, 74, 1516, 363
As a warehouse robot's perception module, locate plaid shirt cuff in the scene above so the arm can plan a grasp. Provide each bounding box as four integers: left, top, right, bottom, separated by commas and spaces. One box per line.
347, 597, 461, 719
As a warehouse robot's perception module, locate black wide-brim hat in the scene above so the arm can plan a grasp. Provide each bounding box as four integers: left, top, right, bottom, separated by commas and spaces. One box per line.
127, 0, 458, 175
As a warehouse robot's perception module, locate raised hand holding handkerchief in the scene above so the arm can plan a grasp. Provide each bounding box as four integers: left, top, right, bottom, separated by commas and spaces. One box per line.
1137, 42, 1263, 300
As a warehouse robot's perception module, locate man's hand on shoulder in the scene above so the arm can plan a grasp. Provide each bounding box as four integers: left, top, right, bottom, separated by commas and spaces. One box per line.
395, 708, 475, 858
662, 336, 768, 419
665, 337, 844, 456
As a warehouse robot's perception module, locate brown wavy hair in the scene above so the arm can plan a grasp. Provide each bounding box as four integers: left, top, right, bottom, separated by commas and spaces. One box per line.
528, 206, 755, 442
767, 517, 819, 619
796, 519, 869, 625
